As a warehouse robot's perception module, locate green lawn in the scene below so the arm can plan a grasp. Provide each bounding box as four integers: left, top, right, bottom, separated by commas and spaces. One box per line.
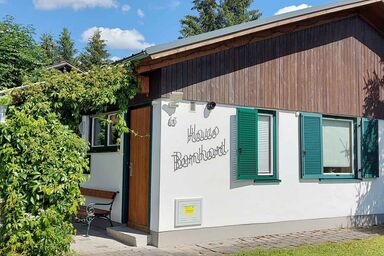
235, 236, 384, 256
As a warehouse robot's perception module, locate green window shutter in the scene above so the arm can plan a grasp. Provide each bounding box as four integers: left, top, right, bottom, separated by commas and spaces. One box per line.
361, 118, 379, 178
301, 113, 323, 179
237, 108, 258, 180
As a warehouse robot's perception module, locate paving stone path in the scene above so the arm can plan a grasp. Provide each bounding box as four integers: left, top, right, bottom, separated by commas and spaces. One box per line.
71, 224, 384, 256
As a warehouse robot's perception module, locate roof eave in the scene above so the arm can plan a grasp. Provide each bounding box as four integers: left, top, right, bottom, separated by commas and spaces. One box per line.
116, 51, 150, 65
144, 0, 382, 61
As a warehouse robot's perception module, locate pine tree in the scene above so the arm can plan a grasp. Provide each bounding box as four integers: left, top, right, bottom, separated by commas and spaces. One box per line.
57, 27, 76, 63
180, 0, 261, 38
180, 0, 219, 38
40, 33, 59, 64
79, 29, 109, 70
218, 0, 261, 27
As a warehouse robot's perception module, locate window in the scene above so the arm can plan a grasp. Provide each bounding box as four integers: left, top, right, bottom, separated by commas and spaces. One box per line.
108, 113, 119, 146
258, 114, 274, 176
237, 108, 278, 182
90, 112, 120, 152
92, 117, 107, 147
322, 118, 353, 175
301, 113, 379, 180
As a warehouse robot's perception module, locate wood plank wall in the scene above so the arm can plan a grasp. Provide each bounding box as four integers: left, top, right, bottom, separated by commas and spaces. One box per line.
150, 16, 384, 118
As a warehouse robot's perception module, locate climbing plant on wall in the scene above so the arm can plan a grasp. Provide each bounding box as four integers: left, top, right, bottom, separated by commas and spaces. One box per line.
0, 62, 139, 255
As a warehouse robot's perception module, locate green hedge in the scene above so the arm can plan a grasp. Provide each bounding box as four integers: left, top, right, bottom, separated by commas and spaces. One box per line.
0, 99, 88, 255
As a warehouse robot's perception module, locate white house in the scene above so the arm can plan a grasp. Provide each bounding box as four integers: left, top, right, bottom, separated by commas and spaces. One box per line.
81, 0, 384, 247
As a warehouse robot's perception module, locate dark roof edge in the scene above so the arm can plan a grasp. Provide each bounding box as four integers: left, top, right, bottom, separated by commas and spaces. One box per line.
145, 0, 376, 56
116, 51, 149, 65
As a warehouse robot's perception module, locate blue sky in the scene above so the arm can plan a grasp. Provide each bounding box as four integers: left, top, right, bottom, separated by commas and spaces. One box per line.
0, 0, 334, 60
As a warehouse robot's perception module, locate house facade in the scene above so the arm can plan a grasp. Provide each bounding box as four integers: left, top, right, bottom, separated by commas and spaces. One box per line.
82, 0, 384, 247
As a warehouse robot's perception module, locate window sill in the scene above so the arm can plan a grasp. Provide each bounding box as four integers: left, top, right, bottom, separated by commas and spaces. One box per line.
89, 145, 119, 153
319, 178, 361, 183
254, 179, 281, 184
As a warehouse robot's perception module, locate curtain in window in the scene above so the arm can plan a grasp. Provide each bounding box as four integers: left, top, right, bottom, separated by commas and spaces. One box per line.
258, 115, 271, 175
322, 119, 351, 168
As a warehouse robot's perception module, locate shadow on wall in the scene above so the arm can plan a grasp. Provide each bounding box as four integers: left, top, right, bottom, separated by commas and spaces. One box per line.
363, 68, 384, 118
352, 62, 384, 227
352, 178, 384, 226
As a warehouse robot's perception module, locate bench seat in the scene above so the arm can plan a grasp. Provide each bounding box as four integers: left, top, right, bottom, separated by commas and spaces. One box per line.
76, 187, 119, 236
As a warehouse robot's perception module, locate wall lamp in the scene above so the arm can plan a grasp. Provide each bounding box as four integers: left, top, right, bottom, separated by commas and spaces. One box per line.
168, 92, 183, 108
206, 102, 216, 111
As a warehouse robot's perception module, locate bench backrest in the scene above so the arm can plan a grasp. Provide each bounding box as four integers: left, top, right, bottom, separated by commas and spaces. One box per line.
80, 187, 118, 200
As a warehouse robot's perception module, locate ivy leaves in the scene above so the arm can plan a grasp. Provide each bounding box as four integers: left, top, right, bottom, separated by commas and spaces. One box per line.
0, 101, 88, 255
22, 62, 138, 137
0, 61, 138, 255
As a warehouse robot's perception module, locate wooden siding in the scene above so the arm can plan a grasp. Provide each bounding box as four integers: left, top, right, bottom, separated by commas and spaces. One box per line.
150, 16, 384, 118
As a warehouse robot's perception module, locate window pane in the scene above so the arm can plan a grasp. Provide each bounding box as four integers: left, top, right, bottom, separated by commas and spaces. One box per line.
108, 114, 119, 146
322, 119, 352, 174
92, 118, 106, 146
258, 115, 272, 175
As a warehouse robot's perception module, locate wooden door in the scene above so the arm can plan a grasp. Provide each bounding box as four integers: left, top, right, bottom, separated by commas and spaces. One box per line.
128, 106, 151, 232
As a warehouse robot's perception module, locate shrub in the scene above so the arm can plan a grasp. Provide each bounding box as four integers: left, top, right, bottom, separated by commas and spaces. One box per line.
0, 99, 88, 255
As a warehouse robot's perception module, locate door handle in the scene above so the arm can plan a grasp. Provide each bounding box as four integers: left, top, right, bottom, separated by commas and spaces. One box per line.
129, 162, 133, 177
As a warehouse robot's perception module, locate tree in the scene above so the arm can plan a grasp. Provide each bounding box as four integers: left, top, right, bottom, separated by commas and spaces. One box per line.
57, 27, 76, 64
180, 0, 219, 38
40, 33, 59, 64
180, 0, 261, 38
0, 16, 42, 88
79, 29, 109, 70
218, 0, 261, 27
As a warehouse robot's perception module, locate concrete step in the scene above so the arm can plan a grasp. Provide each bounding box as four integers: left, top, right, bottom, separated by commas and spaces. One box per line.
106, 226, 151, 247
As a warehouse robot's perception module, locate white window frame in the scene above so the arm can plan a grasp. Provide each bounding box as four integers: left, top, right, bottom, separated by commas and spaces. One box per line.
91, 117, 104, 147
258, 113, 274, 176
322, 117, 354, 176
90, 112, 119, 148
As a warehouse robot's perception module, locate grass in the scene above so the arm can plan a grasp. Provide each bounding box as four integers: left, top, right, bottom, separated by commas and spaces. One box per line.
235, 236, 384, 256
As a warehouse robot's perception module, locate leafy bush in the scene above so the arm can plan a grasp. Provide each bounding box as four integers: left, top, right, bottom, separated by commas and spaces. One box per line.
0, 98, 88, 255
0, 61, 138, 255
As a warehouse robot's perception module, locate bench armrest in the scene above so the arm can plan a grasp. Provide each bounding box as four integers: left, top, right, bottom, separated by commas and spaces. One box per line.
86, 203, 96, 216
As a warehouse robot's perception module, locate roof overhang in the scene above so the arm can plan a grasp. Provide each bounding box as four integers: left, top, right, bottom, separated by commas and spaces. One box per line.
133, 0, 384, 74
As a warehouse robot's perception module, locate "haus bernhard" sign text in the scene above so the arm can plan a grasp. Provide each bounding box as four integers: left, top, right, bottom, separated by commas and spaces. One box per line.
171, 124, 228, 171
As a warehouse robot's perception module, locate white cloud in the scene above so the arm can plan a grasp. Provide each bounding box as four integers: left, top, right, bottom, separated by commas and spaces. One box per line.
169, 0, 180, 9
137, 8, 144, 18
33, 0, 117, 10
82, 27, 154, 50
121, 4, 130, 12
275, 4, 311, 15
150, 0, 181, 10
110, 56, 122, 62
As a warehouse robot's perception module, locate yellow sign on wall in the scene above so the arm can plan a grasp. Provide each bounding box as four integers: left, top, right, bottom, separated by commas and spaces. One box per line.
183, 205, 195, 215
175, 198, 202, 227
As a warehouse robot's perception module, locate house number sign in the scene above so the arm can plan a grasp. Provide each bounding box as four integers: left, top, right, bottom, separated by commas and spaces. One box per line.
172, 124, 228, 171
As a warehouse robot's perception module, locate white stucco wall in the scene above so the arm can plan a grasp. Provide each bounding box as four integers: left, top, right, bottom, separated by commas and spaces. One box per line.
152, 99, 384, 232
78, 115, 124, 223
150, 101, 162, 231
82, 143, 124, 223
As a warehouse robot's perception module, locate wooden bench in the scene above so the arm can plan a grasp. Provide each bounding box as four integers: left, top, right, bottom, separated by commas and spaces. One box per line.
77, 187, 119, 236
